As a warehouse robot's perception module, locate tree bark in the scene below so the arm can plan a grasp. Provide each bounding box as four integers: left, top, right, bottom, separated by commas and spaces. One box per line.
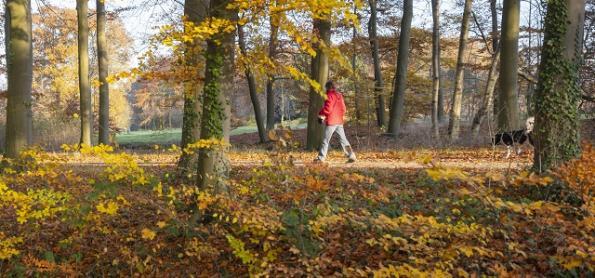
533, 0, 586, 172
387, 0, 413, 136
97, 0, 110, 145
447, 0, 473, 141
77, 0, 92, 146
178, 0, 207, 176
368, 0, 386, 127
490, 0, 500, 119
196, 0, 235, 192
266, 6, 278, 131
4, 0, 32, 158
305, 19, 331, 150
498, 0, 521, 131
238, 25, 267, 143
490, 0, 499, 52
431, 0, 442, 137
471, 46, 501, 136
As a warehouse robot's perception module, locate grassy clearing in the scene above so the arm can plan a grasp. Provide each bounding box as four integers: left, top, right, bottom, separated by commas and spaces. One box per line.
116, 119, 307, 146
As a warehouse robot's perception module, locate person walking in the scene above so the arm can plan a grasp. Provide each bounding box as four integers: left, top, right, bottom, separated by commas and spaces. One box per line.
315, 81, 357, 163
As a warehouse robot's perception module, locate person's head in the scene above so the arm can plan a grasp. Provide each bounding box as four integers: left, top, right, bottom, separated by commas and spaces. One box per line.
325, 80, 335, 91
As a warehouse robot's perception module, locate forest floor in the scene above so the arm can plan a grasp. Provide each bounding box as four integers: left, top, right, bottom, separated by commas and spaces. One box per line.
0, 124, 593, 276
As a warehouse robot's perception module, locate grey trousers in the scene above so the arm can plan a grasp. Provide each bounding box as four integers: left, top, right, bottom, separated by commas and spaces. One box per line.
317, 125, 356, 160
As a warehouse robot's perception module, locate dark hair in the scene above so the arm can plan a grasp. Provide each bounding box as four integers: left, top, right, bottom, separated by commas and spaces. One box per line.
325, 80, 335, 90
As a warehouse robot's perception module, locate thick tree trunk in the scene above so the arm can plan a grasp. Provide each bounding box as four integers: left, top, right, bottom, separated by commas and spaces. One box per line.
77, 0, 92, 146
266, 12, 278, 131
178, 0, 207, 176
387, 0, 412, 136
498, 0, 521, 131
305, 19, 331, 150
431, 0, 442, 137
196, 0, 235, 192
97, 0, 110, 145
4, 0, 32, 158
368, 0, 386, 127
238, 25, 267, 143
471, 46, 501, 137
533, 0, 585, 172
447, 0, 473, 140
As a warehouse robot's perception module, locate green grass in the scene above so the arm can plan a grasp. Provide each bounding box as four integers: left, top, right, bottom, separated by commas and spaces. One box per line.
116, 119, 307, 146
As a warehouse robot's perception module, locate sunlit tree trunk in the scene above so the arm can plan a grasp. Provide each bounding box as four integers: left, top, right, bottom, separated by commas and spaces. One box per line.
387, 0, 412, 136
266, 3, 278, 131
238, 25, 266, 143
97, 0, 110, 145
178, 0, 207, 176
447, 0, 473, 140
471, 46, 500, 136
431, 0, 442, 137
498, 0, 521, 131
4, 0, 32, 158
77, 0, 92, 146
196, 0, 235, 192
533, 0, 585, 172
368, 0, 386, 127
305, 18, 330, 150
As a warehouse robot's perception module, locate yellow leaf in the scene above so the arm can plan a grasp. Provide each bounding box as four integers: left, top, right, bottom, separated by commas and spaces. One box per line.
141, 228, 156, 240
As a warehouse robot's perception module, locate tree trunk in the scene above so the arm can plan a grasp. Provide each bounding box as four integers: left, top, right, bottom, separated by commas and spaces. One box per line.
490, 0, 499, 52
305, 19, 331, 150
77, 0, 92, 146
4, 0, 32, 158
498, 0, 521, 131
196, 0, 235, 192
471, 46, 501, 136
178, 0, 207, 176
431, 0, 442, 137
447, 0, 473, 141
368, 0, 386, 127
533, 0, 585, 172
490, 0, 500, 121
387, 0, 413, 136
97, 0, 110, 145
238, 25, 267, 143
266, 7, 278, 131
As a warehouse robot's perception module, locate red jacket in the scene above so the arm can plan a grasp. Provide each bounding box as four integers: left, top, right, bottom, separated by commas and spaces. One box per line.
319, 89, 346, 125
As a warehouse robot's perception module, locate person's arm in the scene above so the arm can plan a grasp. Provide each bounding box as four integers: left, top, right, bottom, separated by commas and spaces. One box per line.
319, 94, 334, 117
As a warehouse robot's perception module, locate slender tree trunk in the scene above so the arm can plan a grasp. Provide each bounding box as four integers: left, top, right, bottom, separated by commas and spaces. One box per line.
368, 0, 386, 127
238, 25, 266, 143
178, 0, 207, 175
77, 0, 92, 146
387, 0, 413, 136
4, 0, 32, 158
431, 0, 442, 137
490, 0, 500, 118
533, 0, 585, 172
266, 5, 278, 131
498, 0, 521, 131
490, 0, 499, 52
471, 46, 501, 136
305, 19, 331, 150
97, 0, 110, 145
448, 0, 473, 140
196, 0, 235, 192
352, 4, 361, 123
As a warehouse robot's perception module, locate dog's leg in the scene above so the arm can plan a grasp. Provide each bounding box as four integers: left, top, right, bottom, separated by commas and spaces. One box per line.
506, 146, 512, 159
